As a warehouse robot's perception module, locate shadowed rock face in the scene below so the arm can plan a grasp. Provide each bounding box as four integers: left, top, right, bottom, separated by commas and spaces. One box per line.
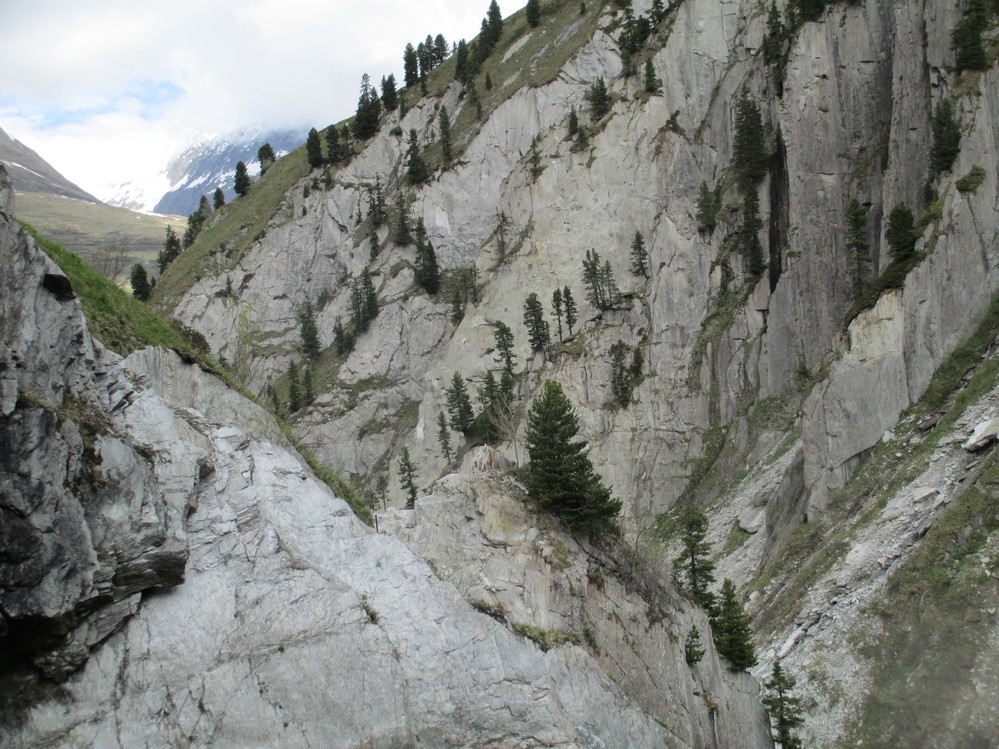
0, 170, 770, 748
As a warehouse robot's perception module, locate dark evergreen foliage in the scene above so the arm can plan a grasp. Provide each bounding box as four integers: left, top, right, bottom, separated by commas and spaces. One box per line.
287, 360, 301, 413
414, 218, 440, 294
763, 660, 805, 749
523, 292, 551, 352
846, 198, 870, 296
630, 231, 650, 279
454, 39, 470, 83
714, 579, 756, 670
551, 288, 564, 341
446, 372, 475, 433
562, 286, 578, 335
394, 193, 412, 246
437, 411, 453, 462
643, 59, 659, 93
354, 74, 382, 140
952, 0, 988, 71
406, 128, 429, 184
740, 190, 766, 278
525, 381, 621, 532
568, 107, 579, 137
302, 367, 314, 407
696, 181, 720, 233
588, 77, 611, 119
381, 74, 399, 112
930, 99, 962, 175
306, 128, 324, 169
685, 627, 705, 666
158, 226, 182, 273
130, 263, 151, 301
794, 0, 826, 23
433, 34, 449, 64
439, 107, 453, 165
299, 301, 320, 360
398, 447, 418, 509
257, 142, 276, 175
326, 126, 344, 164
493, 321, 516, 377
671, 506, 718, 613
886, 203, 917, 260
234, 160, 251, 197
213, 187, 225, 210
733, 93, 768, 190
582, 249, 621, 310
403, 43, 419, 87
526, 0, 541, 27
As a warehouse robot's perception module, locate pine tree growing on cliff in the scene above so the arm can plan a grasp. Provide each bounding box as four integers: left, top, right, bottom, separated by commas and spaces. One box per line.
551, 288, 564, 341
287, 360, 301, 413
406, 129, 429, 184
299, 301, 320, 361
763, 660, 804, 749
257, 143, 276, 175
404, 43, 419, 87
526, 380, 621, 532
630, 231, 650, 279
952, 0, 988, 72
886, 203, 917, 260
306, 128, 324, 169
714, 579, 757, 671
234, 160, 251, 197
354, 74, 382, 140
398, 448, 418, 509
588, 78, 611, 119
845, 198, 870, 296
733, 93, 768, 191
672, 505, 717, 613
446, 372, 475, 434
562, 286, 578, 335
213, 187, 225, 209
439, 107, 453, 165
685, 627, 705, 665
381, 74, 399, 112
437, 411, 452, 462
527, 0, 541, 26
158, 226, 182, 273
493, 321, 516, 378
930, 99, 962, 175
523, 292, 551, 352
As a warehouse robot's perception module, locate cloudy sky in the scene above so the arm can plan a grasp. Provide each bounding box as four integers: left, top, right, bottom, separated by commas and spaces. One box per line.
1, 0, 510, 199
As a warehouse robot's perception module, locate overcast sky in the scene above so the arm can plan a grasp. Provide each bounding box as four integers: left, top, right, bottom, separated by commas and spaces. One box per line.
0, 0, 512, 199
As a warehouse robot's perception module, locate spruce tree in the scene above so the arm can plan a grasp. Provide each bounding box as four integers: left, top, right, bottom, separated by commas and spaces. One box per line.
306, 128, 324, 169
213, 187, 225, 209
433, 34, 449, 64
610, 340, 633, 407
398, 447, 418, 509
562, 286, 578, 335
439, 107, 453, 165
300, 301, 320, 360
354, 74, 382, 140
845, 198, 870, 296
714, 578, 756, 671
493, 321, 516, 377
302, 367, 314, 407
630, 231, 650, 279
552, 287, 564, 341
403, 43, 419, 87
526, 0, 541, 26
454, 39, 470, 83
437, 411, 453, 462
644, 59, 658, 93
130, 263, 151, 301
287, 360, 301, 413
671, 505, 717, 613
523, 292, 551, 352
588, 77, 611, 119
733, 93, 768, 190
326, 126, 343, 164
158, 226, 182, 273
685, 627, 705, 666
952, 0, 988, 71
525, 380, 621, 532
381, 74, 399, 112
406, 129, 429, 184
414, 218, 440, 293
741, 190, 766, 278
930, 99, 961, 175
568, 107, 579, 138
394, 193, 412, 245
886, 203, 917, 260
234, 160, 251, 197
446, 372, 475, 433
696, 181, 720, 233
762, 660, 804, 749
257, 142, 276, 175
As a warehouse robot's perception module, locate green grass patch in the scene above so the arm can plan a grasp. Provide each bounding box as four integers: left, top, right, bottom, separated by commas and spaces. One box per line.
956, 165, 987, 194
720, 521, 752, 555
151, 147, 312, 310
846, 252, 924, 324
512, 622, 582, 651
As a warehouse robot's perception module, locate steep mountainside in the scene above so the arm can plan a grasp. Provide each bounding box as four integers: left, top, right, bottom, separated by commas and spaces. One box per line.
0, 126, 98, 202
155, 0, 999, 744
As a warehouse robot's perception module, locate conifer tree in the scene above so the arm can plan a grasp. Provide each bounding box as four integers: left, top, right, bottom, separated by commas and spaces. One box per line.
437, 411, 452, 462
433, 34, 449, 64
300, 301, 320, 360
354, 74, 382, 140
454, 39, 470, 83
368, 176, 386, 227
257, 142, 276, 175
414, 218, 440, 293
287, 360, 301, 413
477, 370, 509, 443
733, 93, 768, 190
306, 128, 324, 169
493, 321, 516, 378
398, 447, 418, 509
685, 627, 705, 666
845, 198, 870, 296
763, 660, 804, 749
696, 181, 720, 233
568, 107, 579, 137
406, 129, 429, 184
234, 160, 251, 197
794, 0, 826, 22
302, 367, 314, 407
394, 193, 412, 245
552, 287, 564, 341
741, 190, 766, 278
644, 59, 659, 93
326, 126, 343, 164
671, 505, 717, 613
403, 43, 419, 87
485, 0, 504, 52
158, 226, 182, 273
526, 0, 541, 26
523, 292, 551, 352
450, 287, 465, 324
630, 231, 650, 279
526, 380, 621, 532
650, 0, 665, 24
610, 340, 634, 407
886, 203, 917, 260
381, 74, 399, 112
130, 263, 151, 301
213, 187, 225, 209
446, 372, 475, 433
952, 0, 988, 71
588, 77, 611, 119
439, 107, 453, 165
562, 286, 578, 335
714, 578, 756, 670
930, 98, 962, 175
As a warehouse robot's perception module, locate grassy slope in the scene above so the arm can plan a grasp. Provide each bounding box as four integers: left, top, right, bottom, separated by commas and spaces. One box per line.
15, 191, 184, 264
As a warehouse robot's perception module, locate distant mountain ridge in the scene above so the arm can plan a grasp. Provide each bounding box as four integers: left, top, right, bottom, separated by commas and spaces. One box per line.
0, 126, 100, 203
106, 126, 308, 216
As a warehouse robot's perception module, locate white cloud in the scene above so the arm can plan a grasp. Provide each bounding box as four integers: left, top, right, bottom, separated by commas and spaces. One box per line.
1, 0, 518, 197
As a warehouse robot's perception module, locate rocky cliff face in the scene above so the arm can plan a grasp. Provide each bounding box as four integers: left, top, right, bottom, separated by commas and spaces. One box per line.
159, 0, 999, 743
1, 165, 772, 747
